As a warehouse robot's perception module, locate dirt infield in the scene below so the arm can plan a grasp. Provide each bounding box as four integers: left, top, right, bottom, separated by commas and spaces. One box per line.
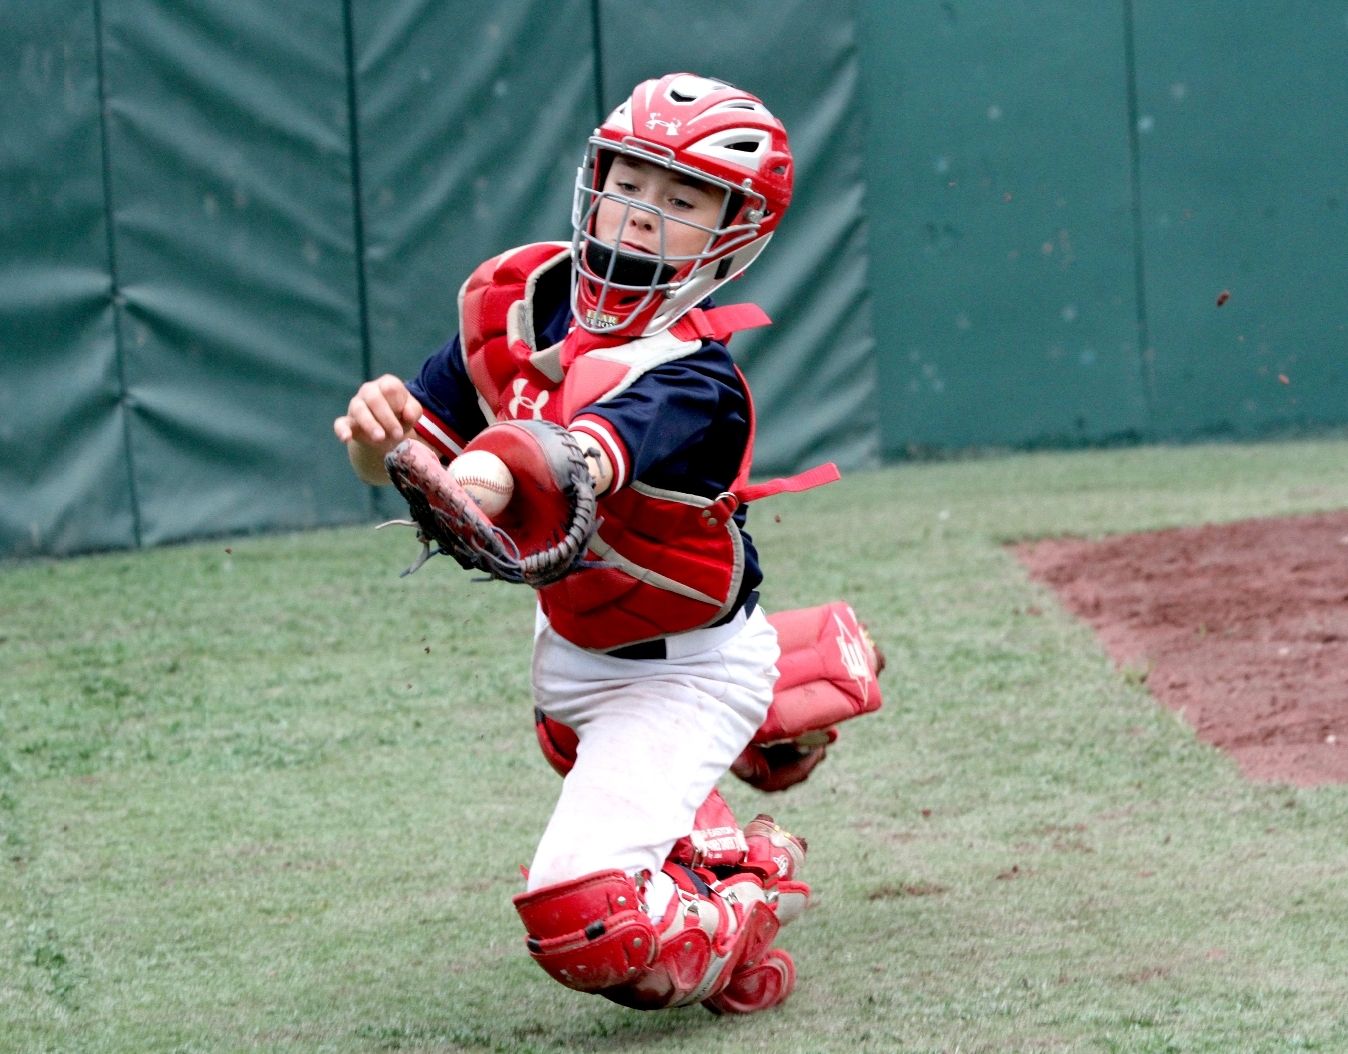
1016, 511, 1348, 786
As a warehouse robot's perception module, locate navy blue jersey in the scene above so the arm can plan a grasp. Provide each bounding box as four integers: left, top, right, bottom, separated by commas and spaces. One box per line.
407, 298, 763, 613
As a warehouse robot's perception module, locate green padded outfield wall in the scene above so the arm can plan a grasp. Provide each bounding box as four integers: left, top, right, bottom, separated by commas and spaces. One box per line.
597, 0, 878, 474
861, 0, 1150, 454
0, 0, 136, 557
7, 1, 1348, 558
860, 0, 1348, 453
1132, 1, 1348, 438
350, 0, 599, 520
98, 0, 372, 546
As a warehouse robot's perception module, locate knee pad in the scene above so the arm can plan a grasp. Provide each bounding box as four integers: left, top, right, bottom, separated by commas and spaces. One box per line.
744, 814, 806, 881
512, 870, 656, 992
669, 806, 812, 928
667, 788, 748, 869
742, 814, 811, 927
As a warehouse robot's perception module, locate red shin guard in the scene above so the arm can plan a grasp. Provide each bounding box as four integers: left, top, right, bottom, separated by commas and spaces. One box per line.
704, 948, 796, 1015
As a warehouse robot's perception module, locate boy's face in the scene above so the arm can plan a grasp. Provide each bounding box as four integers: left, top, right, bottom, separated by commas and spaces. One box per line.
594, 156, 727, 261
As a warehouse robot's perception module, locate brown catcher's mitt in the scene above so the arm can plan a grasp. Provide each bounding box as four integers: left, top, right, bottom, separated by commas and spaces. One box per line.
383, 419, 598, 587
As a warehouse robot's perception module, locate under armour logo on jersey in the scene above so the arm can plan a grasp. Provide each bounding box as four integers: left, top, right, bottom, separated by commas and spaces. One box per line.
833, 611, 873, 699
645, 113, 681, 135
507, 378, 550, 420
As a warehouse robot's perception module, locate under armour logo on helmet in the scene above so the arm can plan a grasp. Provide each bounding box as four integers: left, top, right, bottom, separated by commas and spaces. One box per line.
645, 113, 681, 136
507, 378, 550, 421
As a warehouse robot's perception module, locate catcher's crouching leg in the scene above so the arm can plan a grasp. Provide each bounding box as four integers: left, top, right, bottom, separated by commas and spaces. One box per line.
513, 863, 792, 1014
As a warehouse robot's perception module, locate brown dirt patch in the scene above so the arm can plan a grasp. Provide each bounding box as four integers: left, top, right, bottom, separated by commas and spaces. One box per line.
1015, 510, 1348, 786
868, 881, 949, 899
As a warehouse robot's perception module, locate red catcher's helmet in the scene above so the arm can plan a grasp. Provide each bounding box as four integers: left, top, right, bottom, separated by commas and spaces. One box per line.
571, 73, 794, 337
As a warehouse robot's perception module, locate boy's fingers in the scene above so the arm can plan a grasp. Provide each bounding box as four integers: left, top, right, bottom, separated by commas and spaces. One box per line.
348, 399, 386, 444
401, 392, 423, 425
354, 388, 400, 442
341, 378, 414, 450
377, 375, 414, 418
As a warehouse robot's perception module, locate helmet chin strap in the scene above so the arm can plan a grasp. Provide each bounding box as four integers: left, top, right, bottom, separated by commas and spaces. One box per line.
583, 241, 677, 288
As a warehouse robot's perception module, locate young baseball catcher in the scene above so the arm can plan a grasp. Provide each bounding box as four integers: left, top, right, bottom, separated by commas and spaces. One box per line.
333, 73, 883, 1015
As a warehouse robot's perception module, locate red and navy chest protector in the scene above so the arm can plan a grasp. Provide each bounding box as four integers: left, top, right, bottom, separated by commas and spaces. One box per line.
407, 243, 833, 651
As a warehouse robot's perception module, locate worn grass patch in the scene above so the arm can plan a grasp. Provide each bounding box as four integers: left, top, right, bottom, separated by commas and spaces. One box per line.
4, 439, 1348, 1052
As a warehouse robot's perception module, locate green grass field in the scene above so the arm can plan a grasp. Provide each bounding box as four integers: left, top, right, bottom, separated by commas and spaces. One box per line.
5, 440, 1348, 1053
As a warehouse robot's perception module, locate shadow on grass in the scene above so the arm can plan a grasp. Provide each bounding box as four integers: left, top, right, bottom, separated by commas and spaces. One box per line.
353, 1000, 722, 1051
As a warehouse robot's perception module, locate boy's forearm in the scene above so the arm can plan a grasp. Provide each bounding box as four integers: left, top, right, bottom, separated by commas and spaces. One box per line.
348, 440, 394, 485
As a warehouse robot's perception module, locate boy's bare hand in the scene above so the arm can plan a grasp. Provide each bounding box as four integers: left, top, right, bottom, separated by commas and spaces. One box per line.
334, 375, 423, 448
334, 375, 424, 485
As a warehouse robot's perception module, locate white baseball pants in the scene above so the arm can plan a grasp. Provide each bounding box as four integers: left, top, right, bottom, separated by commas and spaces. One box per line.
526, 604, 780, 916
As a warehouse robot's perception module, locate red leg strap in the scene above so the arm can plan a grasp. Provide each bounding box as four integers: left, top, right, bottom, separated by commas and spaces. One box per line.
668, 788, 749, 868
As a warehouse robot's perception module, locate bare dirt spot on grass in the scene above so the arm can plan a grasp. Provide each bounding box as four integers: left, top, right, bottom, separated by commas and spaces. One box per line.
1031, 823, 1088, 836
1017, 510, 1348, 786
868, 881, 949, 899
1123, 965, 1172, 984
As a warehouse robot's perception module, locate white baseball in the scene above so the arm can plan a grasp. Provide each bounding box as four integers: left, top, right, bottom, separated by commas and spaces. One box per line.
451, 450, 514, 517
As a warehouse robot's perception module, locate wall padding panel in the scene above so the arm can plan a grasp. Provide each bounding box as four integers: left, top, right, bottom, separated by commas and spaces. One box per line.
0, 0, 136, 556
101, 0, 370, 545
1133, 1, 1348, 438
863, 0, 1149, 453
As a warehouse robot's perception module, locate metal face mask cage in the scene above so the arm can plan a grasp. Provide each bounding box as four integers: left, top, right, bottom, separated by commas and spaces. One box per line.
570, 136, 767, 335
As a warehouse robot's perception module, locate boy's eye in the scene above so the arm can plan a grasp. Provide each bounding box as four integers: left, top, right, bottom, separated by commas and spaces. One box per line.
670, 197, 694, 210
616, 181, 639, 193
